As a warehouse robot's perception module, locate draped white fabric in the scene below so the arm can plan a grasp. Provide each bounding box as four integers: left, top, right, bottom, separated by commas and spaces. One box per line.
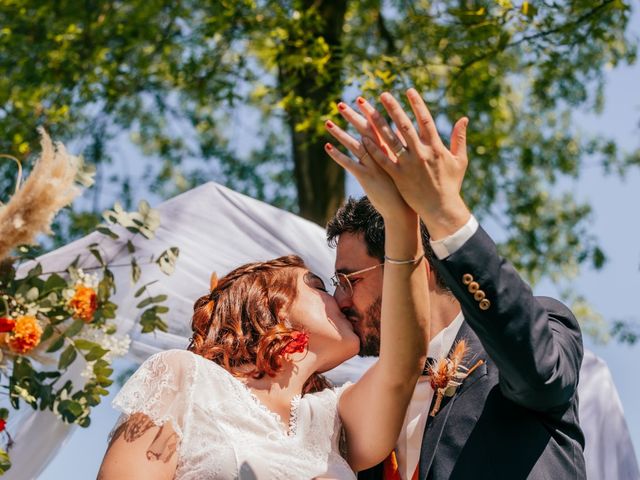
4, 182, 638, 479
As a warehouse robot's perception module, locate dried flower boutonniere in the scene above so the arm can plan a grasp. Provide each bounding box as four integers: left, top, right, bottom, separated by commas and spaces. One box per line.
427, 340, 485, 416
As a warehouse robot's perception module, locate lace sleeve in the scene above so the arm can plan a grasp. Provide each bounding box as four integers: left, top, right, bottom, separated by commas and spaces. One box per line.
111, 349, 197, 440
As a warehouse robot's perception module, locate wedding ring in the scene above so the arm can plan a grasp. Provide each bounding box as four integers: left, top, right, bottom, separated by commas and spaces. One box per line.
358, 152, 372, 164
392, 143, 408, 158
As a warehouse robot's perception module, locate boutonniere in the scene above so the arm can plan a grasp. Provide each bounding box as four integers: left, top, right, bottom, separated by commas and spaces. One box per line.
427, 340, 484, 417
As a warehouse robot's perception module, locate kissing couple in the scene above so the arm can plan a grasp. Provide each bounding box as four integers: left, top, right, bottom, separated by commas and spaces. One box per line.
98, 88, 585, 480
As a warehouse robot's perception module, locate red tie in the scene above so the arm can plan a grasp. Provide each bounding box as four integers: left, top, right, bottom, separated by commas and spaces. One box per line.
382, 450, 419, 480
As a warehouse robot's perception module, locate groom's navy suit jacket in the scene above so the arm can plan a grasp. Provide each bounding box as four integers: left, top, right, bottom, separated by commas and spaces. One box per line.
358, 227, 586, 480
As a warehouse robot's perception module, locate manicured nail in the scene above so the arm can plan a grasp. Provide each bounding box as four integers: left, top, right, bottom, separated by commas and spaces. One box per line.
356, 97, 365, 105
325, 143, 333, 151
326, 120, 335, 129
337, 102, 346, 111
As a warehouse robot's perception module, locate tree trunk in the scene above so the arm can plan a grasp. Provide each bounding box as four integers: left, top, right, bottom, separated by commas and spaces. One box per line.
279, 0, 348, 226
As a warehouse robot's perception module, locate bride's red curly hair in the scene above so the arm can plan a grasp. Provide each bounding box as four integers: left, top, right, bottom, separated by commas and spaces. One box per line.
187, 255, 330, 393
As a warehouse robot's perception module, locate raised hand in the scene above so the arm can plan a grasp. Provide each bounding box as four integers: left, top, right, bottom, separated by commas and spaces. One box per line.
354, 90, 471, 240
323, 108, 413, 222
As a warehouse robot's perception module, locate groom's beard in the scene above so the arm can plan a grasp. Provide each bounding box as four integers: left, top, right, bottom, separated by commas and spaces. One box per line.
348, 296, 381, 357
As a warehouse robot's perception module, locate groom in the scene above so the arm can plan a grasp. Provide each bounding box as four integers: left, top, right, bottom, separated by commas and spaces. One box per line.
325, 90, 586, 479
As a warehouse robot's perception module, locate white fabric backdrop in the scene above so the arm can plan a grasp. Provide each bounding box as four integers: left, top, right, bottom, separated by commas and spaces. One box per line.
5, 182, 638, 479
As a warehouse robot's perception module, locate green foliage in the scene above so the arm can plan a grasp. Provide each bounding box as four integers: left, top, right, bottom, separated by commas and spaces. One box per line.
0, 0, 637, 333
0, 196, 179, 473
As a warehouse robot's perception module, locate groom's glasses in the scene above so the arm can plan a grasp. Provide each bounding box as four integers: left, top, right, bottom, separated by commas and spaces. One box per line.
330, 263, 384, 298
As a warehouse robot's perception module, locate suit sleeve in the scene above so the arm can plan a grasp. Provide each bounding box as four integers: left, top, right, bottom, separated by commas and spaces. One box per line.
432, 225, 583, 411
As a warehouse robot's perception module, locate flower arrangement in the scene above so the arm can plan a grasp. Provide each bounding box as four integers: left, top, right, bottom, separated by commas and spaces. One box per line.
0, 130, 178, 474
427, 340, 484, 417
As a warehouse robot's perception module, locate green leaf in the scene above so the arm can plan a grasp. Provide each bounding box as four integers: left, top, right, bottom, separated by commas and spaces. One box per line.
43, 273, 67, 293
134, 280, 158, 298
96, 226, 119, 239
58, 345, 78, 370
131, 258, 141, 284
74, 339, 101, 351
27, 262, 43, 278
89, 247, 105, 266
64, 319, 85, 337
46, 335, 65, 353
126, 240, 136, 254
136, 294, 167, 309
40, 324, 55, 342
0, 448, 11, 474
85, 345, 109, 361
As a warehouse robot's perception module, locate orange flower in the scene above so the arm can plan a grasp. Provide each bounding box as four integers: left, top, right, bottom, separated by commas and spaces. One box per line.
68, 285, 98, 322
6, 315, 42, 354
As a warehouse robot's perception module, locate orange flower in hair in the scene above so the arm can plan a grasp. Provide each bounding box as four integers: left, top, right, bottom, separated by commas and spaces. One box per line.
282, 331, 309, 355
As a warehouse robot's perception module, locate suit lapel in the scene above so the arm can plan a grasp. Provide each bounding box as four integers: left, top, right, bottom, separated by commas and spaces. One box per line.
418, 321, 487, 480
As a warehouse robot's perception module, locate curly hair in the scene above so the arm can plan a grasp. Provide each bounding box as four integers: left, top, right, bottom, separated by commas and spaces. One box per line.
188, 255, 331, 394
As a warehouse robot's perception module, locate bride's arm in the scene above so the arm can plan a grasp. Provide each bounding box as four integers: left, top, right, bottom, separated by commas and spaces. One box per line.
325, 124, 430, 471
97, 413, 178, 480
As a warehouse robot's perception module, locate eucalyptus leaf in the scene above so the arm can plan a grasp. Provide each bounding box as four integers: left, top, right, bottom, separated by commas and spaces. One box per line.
45, 336, 65, 353
58, 345, 78, 370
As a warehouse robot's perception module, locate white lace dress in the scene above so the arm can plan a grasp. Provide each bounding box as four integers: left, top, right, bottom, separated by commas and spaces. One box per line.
112, 349, 356, 479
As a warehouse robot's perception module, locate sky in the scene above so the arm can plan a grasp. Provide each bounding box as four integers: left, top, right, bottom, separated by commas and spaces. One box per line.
35, 6, 640, 480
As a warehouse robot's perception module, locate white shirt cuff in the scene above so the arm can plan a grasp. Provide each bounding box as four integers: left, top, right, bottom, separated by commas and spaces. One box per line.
430, 215, 479, 259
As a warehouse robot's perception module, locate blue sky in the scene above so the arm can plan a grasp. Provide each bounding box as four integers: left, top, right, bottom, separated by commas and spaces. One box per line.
37, 7, 640, 479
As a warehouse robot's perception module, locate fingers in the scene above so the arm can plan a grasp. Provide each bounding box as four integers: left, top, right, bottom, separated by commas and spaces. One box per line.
406, 88, 444, 150
362, 136, 396, 175
379, 92, 422, 152
356, 96, 406, 158
325, 120, 371, 165
450, 117, 469, 158
337, 102, 371, 140
324, 142, 361, 174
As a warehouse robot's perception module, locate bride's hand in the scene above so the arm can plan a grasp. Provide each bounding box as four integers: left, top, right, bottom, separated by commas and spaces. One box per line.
324, 111, 412, 221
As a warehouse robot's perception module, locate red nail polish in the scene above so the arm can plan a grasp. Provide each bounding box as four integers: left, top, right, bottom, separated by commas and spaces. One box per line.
325, 143, 333, 151
326, 120, 335, 129
357, 97, 365, 105
337, 102, 346, 111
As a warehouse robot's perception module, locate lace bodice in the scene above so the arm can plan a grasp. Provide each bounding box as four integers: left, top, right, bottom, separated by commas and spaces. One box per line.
112, 349, 356, 479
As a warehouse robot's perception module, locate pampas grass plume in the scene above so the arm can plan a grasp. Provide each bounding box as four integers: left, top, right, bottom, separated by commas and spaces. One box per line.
0, 128, 81, 260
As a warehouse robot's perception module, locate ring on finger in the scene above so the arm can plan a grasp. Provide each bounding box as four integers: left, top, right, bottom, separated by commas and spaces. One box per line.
392, 143, 408, 158
358, 151, 372, 164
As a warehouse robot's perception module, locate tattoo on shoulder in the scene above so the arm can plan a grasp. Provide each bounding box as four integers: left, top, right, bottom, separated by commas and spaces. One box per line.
108, 412, 179, 464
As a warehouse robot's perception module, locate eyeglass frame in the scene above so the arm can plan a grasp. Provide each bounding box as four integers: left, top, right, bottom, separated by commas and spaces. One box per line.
330, 262, 385, 298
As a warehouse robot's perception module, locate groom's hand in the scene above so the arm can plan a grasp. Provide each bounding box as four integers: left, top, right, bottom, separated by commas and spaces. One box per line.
358, 89, 471, 240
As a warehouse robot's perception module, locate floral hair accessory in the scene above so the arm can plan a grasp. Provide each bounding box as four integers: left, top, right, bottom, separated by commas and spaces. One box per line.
282, 331, 309, 355
427, 339, 484, 416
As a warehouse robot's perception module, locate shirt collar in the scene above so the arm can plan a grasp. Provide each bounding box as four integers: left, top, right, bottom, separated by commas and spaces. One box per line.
427, 311, 464, 360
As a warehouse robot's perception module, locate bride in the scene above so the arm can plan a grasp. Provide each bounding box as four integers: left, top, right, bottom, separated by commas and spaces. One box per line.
97, 143, 430, 479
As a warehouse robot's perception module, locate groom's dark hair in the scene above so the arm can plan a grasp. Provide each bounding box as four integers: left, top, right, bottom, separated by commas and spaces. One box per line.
326, 196, 449, 292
